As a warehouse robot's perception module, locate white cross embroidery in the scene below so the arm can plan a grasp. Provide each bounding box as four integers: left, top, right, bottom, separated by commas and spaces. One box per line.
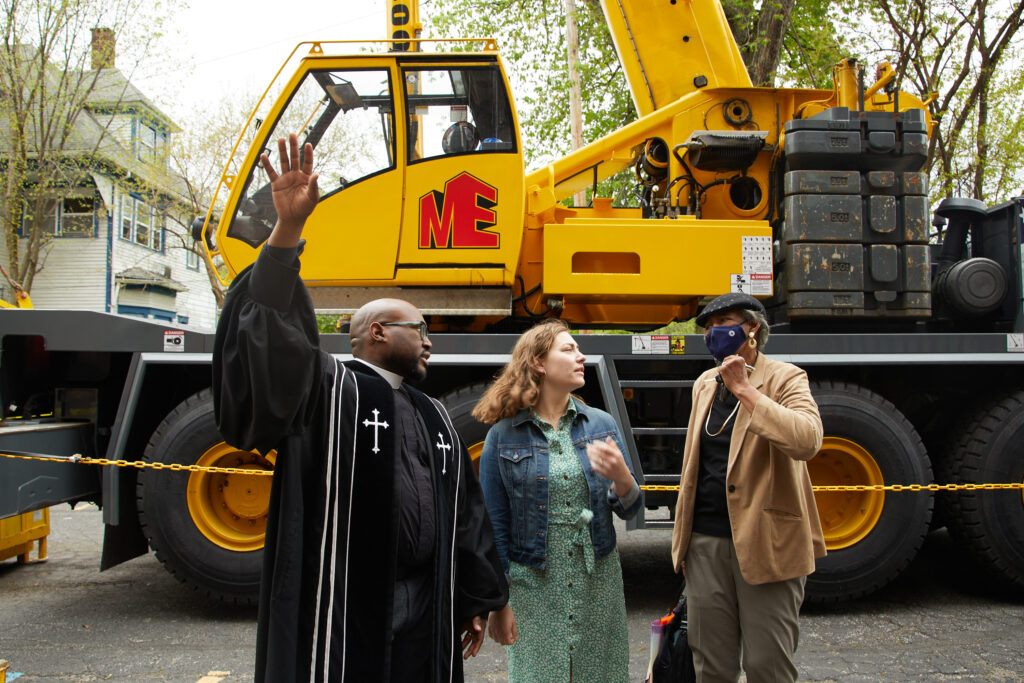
362, 408, 389, 454
436, 432, 452, 475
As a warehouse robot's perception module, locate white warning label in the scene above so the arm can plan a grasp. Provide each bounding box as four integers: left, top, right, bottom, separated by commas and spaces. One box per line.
742, 236, 772, 274
631, 335, 670, 354
731, 273, 773, 296
163, 330, 185, 352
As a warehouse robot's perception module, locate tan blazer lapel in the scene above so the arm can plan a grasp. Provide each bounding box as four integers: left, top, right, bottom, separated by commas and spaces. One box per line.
685, 376, 717, 466
692, 376, 717, 434
727, 355, 767, 470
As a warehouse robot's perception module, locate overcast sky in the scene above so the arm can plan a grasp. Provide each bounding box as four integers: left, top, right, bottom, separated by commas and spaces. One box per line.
132, 0, 390, 122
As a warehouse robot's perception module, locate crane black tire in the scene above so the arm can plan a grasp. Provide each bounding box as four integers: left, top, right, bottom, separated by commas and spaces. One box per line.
136, 390, 262, 606
438, 381, 493, 458
806, 381, 933, 603
944, 391, 1024, 595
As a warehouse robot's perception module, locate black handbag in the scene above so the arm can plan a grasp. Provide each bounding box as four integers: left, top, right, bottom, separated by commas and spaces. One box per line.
651, 588, 696, 683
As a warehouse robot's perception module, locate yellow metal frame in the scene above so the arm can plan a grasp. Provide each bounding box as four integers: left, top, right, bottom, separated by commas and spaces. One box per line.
0, 507, 48, 563
543, 216, 770, 298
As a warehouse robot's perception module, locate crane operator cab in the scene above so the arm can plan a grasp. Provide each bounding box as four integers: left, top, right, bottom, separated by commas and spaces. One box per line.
205, 42, 525, 315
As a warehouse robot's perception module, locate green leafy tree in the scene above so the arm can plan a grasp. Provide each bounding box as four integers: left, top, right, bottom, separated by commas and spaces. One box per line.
840, 0, 1024, 202
722, 0, 849, 88
162, 96, 260, 308
429, 0, 635, 171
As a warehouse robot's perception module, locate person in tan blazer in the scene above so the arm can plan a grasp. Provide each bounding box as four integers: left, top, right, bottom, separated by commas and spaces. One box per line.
671, 292, 825, 683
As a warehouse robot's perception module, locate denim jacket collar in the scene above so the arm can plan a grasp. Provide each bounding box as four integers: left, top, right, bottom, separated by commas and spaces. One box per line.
511, 395, 592, 428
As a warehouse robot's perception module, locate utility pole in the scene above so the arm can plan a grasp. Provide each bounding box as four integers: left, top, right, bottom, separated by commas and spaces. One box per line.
565, 0, 586, 207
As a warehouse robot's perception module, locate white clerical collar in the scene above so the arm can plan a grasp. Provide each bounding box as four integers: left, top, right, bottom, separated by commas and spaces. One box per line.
354, 358, 403, 389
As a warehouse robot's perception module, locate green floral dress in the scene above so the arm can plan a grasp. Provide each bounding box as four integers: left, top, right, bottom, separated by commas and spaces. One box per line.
505, 406, 630, 683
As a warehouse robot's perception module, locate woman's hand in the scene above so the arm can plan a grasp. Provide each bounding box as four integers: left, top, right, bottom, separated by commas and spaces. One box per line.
718, 355, 761, 412
488, 604, 518, 646
586, 436, 633, 497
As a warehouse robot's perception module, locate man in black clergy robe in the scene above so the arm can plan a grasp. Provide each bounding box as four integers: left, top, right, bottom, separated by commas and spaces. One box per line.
213, 134, 508, 682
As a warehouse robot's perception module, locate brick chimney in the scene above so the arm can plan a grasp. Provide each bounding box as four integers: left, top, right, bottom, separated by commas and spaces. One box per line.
91, 28, 115, 70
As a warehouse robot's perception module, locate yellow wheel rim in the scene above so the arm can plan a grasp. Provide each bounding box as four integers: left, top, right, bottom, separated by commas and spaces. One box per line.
468, 441, 483, 476
187, 444, 275, 552
809, 436, 885, 550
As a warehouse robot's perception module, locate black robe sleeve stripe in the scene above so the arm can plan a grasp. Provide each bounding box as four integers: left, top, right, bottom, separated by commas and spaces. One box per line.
427, 396, 462, 682
421, 396, 509, 631
309, 361, 344, 683
334, 362, 359, 682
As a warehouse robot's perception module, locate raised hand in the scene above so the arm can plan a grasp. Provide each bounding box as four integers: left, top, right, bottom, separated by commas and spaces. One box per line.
717, 355, 752, 394
718, 354, 761, 412
586, 436, 633, 496
264, 133, 320, 247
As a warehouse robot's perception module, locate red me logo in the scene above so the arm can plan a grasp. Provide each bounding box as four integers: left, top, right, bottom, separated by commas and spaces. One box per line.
419, 172, 499, 248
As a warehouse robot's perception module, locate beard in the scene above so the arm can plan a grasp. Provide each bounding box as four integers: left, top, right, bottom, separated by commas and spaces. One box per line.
393, 351, 428, 382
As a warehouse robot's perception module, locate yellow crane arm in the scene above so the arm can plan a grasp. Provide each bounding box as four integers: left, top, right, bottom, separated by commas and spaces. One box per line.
599, 0, 751, 117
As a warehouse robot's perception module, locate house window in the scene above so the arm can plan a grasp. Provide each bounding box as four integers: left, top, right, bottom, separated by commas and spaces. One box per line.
153, 216, 163, 251
61, 196, 95, 237
119, 196, 164, 251
186, 247, 200, 271
21, 200, 58, 236
135, 205, 150, 246
117, 303, 176, 322
120, 196, 133, 240
137, 122, 158, 162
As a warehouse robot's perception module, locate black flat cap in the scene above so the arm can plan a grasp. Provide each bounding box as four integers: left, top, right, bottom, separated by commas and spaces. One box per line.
695, 292, 766, 328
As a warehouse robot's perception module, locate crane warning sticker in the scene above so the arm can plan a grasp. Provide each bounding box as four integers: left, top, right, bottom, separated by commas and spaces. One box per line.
632, 335, 670, 354
731, 273, 772, 295
163, 330, 185, 352
742, 236, 772, 274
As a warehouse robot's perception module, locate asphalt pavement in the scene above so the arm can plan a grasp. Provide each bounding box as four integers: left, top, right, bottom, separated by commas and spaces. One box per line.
0, 504, 1021, 682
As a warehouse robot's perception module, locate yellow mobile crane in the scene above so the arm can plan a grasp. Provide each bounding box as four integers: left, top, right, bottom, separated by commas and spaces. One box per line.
5, 0, 1023, 608
199, 0, 932, 328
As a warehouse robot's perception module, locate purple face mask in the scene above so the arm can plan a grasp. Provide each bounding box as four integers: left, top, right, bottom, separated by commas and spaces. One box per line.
705, 323, 746, 362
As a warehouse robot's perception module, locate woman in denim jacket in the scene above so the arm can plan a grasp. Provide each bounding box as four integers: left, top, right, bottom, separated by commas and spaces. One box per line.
472, 319, 643, 683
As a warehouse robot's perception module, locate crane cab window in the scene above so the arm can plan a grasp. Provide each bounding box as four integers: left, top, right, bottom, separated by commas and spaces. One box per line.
403, 66, 515, 162
226, 68, 395, 248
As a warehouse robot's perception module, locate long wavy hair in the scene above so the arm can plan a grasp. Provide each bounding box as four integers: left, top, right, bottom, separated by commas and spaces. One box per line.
472, 319, 570, 424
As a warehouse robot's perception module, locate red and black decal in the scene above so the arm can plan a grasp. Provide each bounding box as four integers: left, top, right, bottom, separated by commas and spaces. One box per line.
419, 172, 499, 249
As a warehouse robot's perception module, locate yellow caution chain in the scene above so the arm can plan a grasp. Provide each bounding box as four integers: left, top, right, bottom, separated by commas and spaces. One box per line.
0, 450, 272, 477
640, 483, 1024, 492
2, 450, 1022, 490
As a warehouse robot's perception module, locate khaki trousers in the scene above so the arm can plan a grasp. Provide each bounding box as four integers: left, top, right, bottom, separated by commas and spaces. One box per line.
684, 533, 805, 683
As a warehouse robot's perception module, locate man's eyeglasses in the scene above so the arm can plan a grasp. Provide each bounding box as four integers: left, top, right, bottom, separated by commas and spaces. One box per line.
379, 320, 429, 340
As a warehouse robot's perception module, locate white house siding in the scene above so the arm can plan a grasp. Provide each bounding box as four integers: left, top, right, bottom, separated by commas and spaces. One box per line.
19, 214, 109, 311
171, 261, 218, 330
